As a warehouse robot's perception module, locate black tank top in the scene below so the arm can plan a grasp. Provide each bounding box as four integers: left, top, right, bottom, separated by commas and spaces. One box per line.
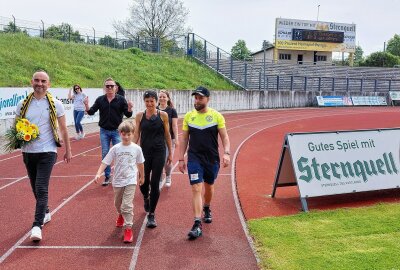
140, 110, 166, 155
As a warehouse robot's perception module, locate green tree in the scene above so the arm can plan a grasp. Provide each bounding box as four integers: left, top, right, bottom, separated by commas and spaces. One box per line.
353, 45, 364, 66
44, 23, 83, 43
99, 35, 119, 48
114, 0, 189, 39
231, 39, 251, 60
262, 40, 273, 49
2, 21, 28, 35
361, 51, 400, 67
386, 34, 400, 57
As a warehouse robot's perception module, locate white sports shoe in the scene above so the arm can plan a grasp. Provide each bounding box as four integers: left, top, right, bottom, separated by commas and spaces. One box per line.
30, 226, 42, 242
159, 178, 165, 190
80, 132, 86, 139
165, 176, 172, 187
44, 212, 51, 224
75, 134, 81, 140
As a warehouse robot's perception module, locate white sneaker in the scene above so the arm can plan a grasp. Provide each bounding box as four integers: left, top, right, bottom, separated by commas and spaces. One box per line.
44, 212, 51, 224
165, 176, 172, 187
80, 132, 86, 139
30, 226, 42, 241
75, 134, 81, 140
159, 178, 165, 190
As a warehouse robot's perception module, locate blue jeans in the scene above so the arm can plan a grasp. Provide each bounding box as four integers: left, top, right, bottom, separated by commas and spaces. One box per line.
73, 110, 84, 133
100, 128, 121, 177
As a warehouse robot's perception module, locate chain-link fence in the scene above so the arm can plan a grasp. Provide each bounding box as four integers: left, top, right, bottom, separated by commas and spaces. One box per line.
0, 16, 187, 55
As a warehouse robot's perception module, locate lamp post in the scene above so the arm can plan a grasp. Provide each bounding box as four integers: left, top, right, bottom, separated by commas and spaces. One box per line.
317, 5, 320, 21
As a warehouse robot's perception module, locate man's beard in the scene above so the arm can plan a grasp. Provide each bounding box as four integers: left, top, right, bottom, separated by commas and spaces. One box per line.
194, 103, 205, 111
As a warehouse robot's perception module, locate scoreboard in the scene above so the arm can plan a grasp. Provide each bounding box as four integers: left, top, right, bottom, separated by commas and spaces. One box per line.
292, 29, 344, 43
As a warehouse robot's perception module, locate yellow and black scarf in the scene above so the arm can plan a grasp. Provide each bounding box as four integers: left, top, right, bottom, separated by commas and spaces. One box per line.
20, 92, 61, 147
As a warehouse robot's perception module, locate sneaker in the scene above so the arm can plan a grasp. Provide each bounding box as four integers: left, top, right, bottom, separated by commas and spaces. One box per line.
187, 221, 202, 240
80, 132, 86, 139
165, 176, 172, 187
146, 214, 157, 228
75, 134, 81, 140
30, 226, 42, 242
102, 176, 110, 186
203, 206, 212, 223
143, 197, 150, 213
159, 178, 165, 190
123, 228, 133, 243
116, 214, 124, 227
43, 212, 51, 224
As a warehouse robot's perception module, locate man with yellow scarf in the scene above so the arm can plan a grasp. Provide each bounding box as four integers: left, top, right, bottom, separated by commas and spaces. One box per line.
16, 71, 72, 242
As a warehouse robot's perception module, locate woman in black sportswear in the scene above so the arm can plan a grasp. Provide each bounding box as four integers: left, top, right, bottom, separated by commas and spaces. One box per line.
133, 90, 172, 228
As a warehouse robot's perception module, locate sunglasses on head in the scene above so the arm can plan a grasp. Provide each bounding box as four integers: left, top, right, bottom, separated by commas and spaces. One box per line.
105, 85, 115, 89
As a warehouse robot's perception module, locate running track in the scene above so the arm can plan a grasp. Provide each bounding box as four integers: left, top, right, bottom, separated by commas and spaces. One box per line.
0, 107, 399, 270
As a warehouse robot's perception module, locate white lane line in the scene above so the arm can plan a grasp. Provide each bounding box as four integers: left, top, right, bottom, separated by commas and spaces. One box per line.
129, 216, 149, 270
0, 177, 96, 264
0, 146, 100, 191
17, 246, 134, 249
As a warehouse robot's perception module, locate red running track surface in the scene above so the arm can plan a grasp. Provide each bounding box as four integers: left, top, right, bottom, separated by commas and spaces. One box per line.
0, 107, 398, 269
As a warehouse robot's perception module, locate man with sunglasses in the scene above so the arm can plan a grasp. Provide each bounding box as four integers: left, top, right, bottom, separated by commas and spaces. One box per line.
84, 78, 134, 186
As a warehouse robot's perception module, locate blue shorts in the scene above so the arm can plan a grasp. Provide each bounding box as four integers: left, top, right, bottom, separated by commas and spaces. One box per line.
187, 161, 220, 185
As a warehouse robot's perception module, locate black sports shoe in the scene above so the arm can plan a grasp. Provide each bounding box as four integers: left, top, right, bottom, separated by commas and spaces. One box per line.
146, 214, 157, 228
144, 197, 150, 213
203, 206, 212, 223
102, 176, 110, 186
188, 221, 202, 240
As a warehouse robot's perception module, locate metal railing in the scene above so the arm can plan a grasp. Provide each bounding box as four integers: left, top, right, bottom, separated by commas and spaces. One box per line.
0, 16, 187, 55
186, 33, 400, 92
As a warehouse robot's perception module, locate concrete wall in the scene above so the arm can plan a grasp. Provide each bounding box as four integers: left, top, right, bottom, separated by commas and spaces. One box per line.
0, 89, 389, 136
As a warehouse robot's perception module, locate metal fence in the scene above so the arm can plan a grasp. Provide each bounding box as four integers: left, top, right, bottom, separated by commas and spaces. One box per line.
187, 33, 400, 92
0, 16, 187, 54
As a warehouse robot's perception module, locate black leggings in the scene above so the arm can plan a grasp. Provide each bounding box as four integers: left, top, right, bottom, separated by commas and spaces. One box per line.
140, 152, 165, 213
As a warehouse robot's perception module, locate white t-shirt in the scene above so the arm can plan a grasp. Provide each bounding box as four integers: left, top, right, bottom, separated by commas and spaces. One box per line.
73, 92, 87, 111
16, 94, 65, 153
102, 142, 145, 187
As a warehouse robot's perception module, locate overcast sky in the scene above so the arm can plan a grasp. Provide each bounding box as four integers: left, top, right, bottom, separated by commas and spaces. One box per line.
2, 0, 400, 56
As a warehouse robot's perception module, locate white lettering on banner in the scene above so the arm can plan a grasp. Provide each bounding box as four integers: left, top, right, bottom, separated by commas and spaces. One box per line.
0, 88, 102, 126
286, 129, 400, 198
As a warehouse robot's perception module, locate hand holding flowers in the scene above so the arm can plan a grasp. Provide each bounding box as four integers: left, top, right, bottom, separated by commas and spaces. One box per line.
3, 118, 39, 153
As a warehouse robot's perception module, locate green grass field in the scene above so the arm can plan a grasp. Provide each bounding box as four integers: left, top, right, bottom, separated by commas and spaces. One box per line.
248, 203, 400, 270
0, 33, 236, 90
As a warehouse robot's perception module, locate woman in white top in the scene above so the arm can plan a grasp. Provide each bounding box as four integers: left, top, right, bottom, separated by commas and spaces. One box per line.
68, 84, 87, 140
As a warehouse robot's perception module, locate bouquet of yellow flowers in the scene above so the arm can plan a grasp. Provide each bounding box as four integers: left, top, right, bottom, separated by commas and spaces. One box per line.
3, 118, 39, 153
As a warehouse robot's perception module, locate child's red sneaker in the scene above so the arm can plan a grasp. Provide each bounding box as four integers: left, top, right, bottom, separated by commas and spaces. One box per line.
116, 214, 124, 227
124, 228, 133, 243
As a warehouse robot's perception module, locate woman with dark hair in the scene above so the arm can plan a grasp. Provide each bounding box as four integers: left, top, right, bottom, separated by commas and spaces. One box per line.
157, 90, 179, 188
133, 90, 172, 228
115, 81, 125, 97
68, 84, 87, 140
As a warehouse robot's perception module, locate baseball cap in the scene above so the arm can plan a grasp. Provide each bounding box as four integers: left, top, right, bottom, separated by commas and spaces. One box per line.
192, 86, 210, 97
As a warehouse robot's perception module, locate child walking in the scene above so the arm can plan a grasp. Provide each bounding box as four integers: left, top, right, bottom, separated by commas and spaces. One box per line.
95, 121, 145, 243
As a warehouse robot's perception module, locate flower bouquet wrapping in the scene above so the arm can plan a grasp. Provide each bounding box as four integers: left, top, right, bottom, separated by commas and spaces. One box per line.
3, 118, 39, 153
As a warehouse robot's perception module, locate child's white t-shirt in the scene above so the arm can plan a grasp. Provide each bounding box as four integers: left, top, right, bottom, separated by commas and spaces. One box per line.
102, 142, 145, 187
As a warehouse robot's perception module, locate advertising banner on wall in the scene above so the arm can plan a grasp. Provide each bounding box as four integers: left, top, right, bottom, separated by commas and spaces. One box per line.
275, 18, 356, 52
0, 88, 102, 125
316, 96, 353, 106
351, 96, 387, 106
273, 129, 400, 211
389, 91, 400, 101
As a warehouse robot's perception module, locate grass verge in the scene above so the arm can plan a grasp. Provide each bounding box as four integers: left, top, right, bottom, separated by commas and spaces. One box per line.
248, 203, 400, 270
